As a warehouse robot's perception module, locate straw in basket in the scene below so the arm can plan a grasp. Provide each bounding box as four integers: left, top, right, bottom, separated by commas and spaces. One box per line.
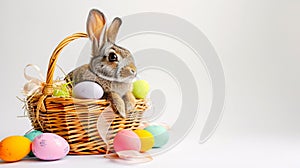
25, 33, 148, 155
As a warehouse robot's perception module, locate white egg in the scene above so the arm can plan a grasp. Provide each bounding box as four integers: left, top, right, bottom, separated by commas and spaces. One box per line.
72, 81, 104, 99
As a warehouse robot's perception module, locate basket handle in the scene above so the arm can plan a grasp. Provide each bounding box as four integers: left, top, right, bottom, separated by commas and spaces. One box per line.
43, 33, 88, 95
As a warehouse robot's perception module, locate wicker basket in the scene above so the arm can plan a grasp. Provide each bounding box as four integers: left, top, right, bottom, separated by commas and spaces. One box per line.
26, 33, 148, 155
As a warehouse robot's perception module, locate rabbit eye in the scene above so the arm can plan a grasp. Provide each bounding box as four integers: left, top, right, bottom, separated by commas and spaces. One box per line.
108, 52, 118, 62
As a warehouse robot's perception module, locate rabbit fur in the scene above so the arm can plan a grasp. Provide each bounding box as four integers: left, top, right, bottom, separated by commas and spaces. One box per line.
65, 9, 137, 118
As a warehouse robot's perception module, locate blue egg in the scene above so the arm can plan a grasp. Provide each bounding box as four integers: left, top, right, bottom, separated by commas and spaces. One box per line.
24, 130, 43, 141
24, 130, 43, 157
144, 125, 169, 148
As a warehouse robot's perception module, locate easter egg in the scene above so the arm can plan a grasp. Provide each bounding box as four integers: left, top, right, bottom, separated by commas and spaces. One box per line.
24, 130, 43, 141
133, 129, 154, 152
32, 133, 69, 160
72, 81, 104, 99
144, 125, 169, 148
113, 130, 141, 152
132, 80, 150, 99
0, 136, 31, 162
24, 130, 43, 156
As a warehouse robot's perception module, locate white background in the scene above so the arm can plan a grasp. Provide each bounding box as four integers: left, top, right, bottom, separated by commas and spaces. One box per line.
0, 0, 300, 167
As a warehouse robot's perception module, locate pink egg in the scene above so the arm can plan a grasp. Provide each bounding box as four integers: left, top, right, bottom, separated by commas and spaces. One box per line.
32, 133, 70, 160
113, 130, 141, 152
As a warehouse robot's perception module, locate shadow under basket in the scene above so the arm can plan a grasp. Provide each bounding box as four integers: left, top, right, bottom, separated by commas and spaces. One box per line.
25, 33, 148, 155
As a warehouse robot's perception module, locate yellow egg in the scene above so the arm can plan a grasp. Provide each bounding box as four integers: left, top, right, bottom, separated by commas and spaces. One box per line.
0, 136, 31, 162
133, 129, 154, 152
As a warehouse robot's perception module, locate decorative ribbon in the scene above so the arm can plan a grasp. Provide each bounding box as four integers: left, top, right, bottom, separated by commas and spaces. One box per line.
96, 106, 154, 163
105, 150, 153, 164
23, 64, 47, 130
96, 106, 116, 154
24, 64, 160, 163
23, 64, 45, 96
138, 121, 171, 130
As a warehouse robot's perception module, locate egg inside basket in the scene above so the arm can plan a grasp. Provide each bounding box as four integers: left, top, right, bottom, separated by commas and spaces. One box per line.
25, 33, 148, 155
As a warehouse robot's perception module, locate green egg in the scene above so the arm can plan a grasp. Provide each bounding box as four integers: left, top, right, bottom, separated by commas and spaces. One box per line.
24, 130, 43, 157
144, 125, 169, 148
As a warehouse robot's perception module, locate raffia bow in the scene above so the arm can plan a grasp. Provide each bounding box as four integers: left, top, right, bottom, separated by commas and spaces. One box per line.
23, 64, 50, 130
23, 63, 58, 131
23, 64, 45, 96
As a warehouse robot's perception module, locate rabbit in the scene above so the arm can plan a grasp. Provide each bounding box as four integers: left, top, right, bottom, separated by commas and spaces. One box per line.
65, 9, 137, 118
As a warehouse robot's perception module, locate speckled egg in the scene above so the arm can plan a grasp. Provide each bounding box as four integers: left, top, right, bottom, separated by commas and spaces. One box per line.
24, 130, 43, 157
32, 133, 69, 160
0, 136, 31, 162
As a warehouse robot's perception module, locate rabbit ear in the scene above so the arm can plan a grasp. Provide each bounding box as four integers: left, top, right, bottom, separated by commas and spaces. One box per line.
107, 17, 122, 43
87, 9, 106, 55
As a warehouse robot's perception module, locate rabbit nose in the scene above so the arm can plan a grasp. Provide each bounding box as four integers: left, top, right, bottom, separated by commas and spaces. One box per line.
128, 64, 137, 76
130, 69, 136, 75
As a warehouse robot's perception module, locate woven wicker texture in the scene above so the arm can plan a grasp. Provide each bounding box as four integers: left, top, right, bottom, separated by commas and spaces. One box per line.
26, 33, 147, 155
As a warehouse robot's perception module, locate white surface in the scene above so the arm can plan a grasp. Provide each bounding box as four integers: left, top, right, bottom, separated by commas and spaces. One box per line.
1, 0, 300, 167
1, 134, 300, 167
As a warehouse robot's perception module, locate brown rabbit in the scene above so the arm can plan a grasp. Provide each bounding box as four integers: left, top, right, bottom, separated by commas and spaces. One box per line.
66, 9, 137, 118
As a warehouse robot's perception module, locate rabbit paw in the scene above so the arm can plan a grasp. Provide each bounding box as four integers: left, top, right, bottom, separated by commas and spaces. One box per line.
123, 92, 136, 112
109, 92, 126, 118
